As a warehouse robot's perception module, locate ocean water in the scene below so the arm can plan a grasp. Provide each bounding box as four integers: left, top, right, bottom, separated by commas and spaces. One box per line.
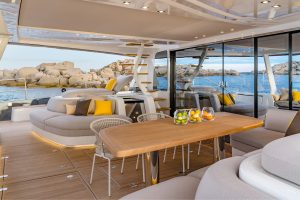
157, 73, 300, 94
2, 74, 300, 102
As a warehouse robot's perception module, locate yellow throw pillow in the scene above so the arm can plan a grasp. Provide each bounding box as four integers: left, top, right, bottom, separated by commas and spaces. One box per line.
105, 79, 117, 91
94, 100, 113, 115
218, 94, 234, 106
66, 104, 76, 115
293, 91, 300, 101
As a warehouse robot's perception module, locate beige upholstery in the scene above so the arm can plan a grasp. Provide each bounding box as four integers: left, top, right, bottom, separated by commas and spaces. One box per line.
62, 88, 113, 98
47, 96, 82, 113
187, 166, 209, 179
195, 156, 274, 199
262, 134, 300, 186
231, 109, 296, 154
30, 109, 64, 129
121, 176, 200, 200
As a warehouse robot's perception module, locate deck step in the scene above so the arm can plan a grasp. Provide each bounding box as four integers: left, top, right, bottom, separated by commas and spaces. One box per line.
141, 81, 152, 84
154, 98, 167, 101
125, 72, 148, 75
121, 63, 147, 67
125, 54, 150, 58
177, 80, 192, 83
126, 43, 154, 47
147, 90, 158, 93
156, 107, 171, 112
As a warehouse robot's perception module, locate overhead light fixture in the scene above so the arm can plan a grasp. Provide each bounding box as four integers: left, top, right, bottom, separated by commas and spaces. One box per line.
272, 4, 281, 8
157, 10, 165, 13
261, 0, 271, 4
142, 6, 148, 9
123, 1, 131, 5
230, 28, 235, 32
202, 35, 206, 38
194, 36, 198, 39
220, 31, 224, 34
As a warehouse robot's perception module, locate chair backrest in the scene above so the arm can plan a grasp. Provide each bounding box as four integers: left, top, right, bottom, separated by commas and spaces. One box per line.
90, 118, 132, 153
264, 109, 297, 133
137, 113, 171, 123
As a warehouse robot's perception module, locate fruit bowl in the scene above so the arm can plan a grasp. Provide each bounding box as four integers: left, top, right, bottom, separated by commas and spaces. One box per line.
188, 109, 202, 123
201, 107, 215, 121
174, 109, 189, 125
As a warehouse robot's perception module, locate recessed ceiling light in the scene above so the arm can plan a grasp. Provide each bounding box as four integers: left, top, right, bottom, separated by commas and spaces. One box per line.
142, 6, 148, 9
261, 0, 271, 4
220, 31, 224, 34
202, 35, 206, 38
157, 10, 165, 13
230, 28, 235, 32
123, 1, 130, 5
272, 4, 281, 8
194, 36, 198, 39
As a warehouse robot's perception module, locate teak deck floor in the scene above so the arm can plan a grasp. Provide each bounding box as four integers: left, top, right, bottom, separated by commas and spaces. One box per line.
0, 121, 230, 200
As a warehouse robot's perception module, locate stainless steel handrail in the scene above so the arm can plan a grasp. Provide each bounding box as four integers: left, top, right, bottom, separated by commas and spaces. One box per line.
0, 78, 28, 100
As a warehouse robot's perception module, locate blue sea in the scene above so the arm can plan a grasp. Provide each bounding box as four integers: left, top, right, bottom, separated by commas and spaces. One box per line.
1, 74, 300, 102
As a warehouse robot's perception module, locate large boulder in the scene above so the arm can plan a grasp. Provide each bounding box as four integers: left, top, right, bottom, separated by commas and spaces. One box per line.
62, 68, 82, 78
0, 70, 3, 79
45, 69, 61, 77
28, 72, 44, 83
16, 67, 39, 82
36, 63, 56, 71
38, 75, 59, 87
100, 67, 114, 78
53, 61, 75, 71
3, 69, 16, 79
59, 77, 68, 86
68, 74, 92, 86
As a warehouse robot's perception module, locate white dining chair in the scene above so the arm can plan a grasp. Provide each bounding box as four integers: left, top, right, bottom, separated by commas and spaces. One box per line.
89, 118, 145, 197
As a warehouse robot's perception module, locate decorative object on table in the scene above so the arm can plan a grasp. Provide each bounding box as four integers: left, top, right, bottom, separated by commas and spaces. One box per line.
174, 109, 189, 125
202, 107, 215, 121
188, 108, 202, 123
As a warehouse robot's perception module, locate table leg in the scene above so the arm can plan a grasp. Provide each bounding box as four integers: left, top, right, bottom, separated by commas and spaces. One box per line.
213, 137, 226, 161
144, 151, 159, 186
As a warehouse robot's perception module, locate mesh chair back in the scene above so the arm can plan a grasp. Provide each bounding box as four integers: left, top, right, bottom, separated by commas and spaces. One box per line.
90, 118, 132, 155
137, 113, 171, 123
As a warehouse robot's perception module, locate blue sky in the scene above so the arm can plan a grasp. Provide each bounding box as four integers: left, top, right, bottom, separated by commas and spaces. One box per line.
0, 44, 128, 72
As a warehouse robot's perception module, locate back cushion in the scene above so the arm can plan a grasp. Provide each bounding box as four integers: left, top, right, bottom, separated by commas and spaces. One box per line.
264, 109, 297, 133
114, 75, 133, 92
47, 96, 82, 113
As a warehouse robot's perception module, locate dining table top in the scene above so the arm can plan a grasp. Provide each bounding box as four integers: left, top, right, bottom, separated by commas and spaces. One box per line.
100, 112, 264, 157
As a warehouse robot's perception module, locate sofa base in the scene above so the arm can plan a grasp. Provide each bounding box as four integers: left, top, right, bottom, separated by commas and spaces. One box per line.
232, 147, 246, 156
32, 125, 95, 147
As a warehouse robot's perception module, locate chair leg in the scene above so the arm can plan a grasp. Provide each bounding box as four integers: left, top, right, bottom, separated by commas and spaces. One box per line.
198, 141, 202, 156
187, 144, 190, 170
181, 145, 185, 173
173, 146, 177, 160
108, 159, 111, 197
136, 154, 140, 170
89, 154, 96, 184
121, 157, 125, 174
142, 154, 145, 183
163, 148, 167, 163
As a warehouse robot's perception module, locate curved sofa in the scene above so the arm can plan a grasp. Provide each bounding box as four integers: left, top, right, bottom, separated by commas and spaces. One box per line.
30, 95, 130, 147
122, 134, 300, 199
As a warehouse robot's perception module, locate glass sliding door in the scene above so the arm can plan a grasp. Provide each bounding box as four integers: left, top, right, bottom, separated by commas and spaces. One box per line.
224, 39, 256, 117
292, 32, 300, 110
258, 34, 289, 111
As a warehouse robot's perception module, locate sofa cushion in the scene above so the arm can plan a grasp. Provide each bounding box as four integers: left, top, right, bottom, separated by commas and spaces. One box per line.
264, 109, 296, 133
47, 96, 82, 113
30, 109, 64, 129
262, 134, 300, 186
231, 127, 284, 151
224, 103, 267, 116
44, 125, 94, 137
195, 156, 274, 199
114, 75, 133, 92
74, 99, 91, 116
120, 176, 200, 200
62, 88, 113, 98
285, 111, 300, 136
45, 114, 131, 131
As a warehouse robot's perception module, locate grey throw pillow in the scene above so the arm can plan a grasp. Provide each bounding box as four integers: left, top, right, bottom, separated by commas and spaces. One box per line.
74, 99, 91, 116
286, 111, 300, 136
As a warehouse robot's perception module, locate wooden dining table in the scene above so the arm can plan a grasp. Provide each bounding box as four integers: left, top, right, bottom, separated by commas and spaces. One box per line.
100, 112, 263, 185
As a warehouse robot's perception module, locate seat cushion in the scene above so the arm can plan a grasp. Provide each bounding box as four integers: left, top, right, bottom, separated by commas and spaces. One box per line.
195, 156, 274, 199
120, 176, 200, 200
262, 133, 300, 186
264, 109, 297, 133
30, 109, 64, 129
224, 104, 267, 116
240, 153, 300, 199
45, 114, 131, 131
47, 96, 82, 113
231, 127, 284, 152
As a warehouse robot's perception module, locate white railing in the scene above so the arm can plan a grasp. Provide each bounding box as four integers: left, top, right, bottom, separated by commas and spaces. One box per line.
0, 78, 28, 100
